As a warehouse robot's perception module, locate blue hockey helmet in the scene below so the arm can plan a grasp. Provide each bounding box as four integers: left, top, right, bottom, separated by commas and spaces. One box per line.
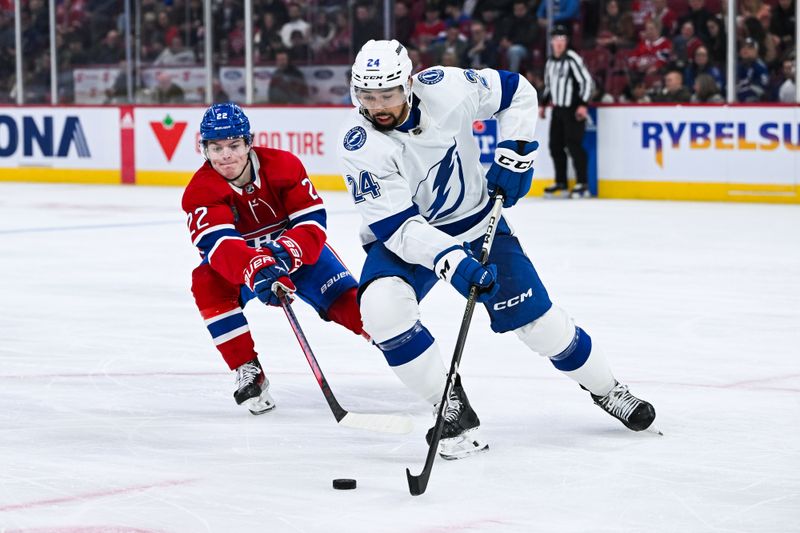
200, 102, 253, 145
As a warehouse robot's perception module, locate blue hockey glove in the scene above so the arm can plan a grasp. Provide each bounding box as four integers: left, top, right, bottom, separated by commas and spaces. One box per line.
244, 253, 296, 306
486, 140, 539, 208
263, 236, 303, 273
433, 244, 499, 303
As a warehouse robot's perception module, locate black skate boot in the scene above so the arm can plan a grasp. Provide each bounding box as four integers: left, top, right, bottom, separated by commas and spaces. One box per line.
544, 183, 569, 198
234, 358, 276, 415
570, 183, 590, 198
426, 375, 488, 460
588, 381, 655, 431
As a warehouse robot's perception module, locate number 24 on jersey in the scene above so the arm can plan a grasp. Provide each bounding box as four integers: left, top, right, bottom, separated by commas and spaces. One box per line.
346, 171, 381, 203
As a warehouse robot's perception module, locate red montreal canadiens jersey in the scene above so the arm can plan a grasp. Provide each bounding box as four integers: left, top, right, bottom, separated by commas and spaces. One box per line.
182, 146, 327, 286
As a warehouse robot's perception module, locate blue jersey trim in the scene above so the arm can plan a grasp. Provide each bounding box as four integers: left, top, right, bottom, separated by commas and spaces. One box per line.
197, 227, 242, 255
395, 96, 422, 133
377, 321, 435, 367
369, 205, 420, 242
434, 200, 492, 236
550, 327, 592, 371
290, 209, 327, 229
497, 70, 520, 114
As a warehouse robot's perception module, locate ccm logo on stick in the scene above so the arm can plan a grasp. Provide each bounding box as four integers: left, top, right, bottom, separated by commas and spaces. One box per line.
493, 288, 533, 310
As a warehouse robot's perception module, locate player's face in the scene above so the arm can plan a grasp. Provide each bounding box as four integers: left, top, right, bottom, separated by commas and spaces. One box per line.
206, 138, 250, 182
356, 87, 409, 131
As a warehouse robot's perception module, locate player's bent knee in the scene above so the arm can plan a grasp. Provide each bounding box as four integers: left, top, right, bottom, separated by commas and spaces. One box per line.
360, 276, 420, 343
514, 305, 576, 358
191, 263, 239, 311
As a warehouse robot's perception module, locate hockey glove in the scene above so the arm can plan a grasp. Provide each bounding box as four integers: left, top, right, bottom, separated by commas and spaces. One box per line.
263, 236, 304, 273
434, 244, 499, 303
243, 253, 296, 306
486, 139, 539, 208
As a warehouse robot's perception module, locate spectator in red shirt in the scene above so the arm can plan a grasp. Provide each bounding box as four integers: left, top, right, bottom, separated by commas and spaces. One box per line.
629, 19, 672, 74
412, 5, 447, 48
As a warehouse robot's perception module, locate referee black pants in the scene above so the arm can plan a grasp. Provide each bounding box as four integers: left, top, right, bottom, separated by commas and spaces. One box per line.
549, 107, 588, 187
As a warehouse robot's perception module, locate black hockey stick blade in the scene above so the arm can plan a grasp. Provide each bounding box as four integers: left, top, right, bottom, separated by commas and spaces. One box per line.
405, 193, 504, 495
279, 295, 413, 434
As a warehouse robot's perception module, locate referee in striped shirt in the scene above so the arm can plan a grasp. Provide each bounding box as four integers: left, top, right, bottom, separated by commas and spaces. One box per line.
540, 25, 593, 198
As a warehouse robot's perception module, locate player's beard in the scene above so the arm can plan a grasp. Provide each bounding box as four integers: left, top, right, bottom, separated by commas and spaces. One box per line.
368, 104, 409, 132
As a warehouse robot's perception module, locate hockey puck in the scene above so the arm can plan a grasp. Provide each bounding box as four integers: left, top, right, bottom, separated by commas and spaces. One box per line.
332, 478, 357, 490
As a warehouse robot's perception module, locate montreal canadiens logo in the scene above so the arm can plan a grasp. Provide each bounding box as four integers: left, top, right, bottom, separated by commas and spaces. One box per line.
343, 126, 367, 151
417, 69, 444, 85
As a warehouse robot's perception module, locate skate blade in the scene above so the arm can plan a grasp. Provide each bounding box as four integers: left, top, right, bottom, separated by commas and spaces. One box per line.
543, 191, 569, 199
245, 391, 276, 415
438, 429, 489, 460
646, 425, 663, 436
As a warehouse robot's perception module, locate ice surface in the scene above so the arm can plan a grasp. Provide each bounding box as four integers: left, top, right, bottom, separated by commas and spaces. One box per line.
1, 183, 798, 533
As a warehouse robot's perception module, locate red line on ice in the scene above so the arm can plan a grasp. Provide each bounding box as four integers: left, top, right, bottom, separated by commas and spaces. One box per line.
0, 479, 196, 513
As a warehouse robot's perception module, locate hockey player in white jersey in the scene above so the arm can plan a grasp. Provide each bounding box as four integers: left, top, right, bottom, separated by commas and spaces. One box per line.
337, 40, 657, 459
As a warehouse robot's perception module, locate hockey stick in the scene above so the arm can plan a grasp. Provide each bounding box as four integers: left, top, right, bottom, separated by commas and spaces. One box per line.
278, 294, 413, 434
406, 192, 505, 496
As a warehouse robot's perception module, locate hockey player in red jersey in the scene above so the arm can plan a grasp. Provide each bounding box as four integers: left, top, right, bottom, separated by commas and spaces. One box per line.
183, 102, 364, 415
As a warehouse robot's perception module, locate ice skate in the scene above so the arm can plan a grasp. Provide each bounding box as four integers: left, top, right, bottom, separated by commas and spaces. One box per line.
543, 184, 569, 198
426, 375, 488, 460
588, 381, 656, 432
234, 358, 276, 415
570, 183, 591, 198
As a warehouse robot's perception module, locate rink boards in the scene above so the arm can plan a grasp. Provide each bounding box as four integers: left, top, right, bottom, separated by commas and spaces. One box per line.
0, 104, 797, 203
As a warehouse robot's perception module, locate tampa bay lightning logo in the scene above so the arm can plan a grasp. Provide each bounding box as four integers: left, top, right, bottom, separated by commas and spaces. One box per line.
343, 126, 367, 151
417, 69, 445, 85
414, 140, 466, 221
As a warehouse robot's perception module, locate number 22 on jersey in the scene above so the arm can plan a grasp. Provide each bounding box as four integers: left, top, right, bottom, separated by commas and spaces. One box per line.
186, 206, 209, 238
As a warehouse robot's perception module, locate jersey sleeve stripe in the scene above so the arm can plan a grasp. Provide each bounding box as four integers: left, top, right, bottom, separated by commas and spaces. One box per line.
289, 209, 327, 229
496, 70, 521, 114
288, 204, 325, 220
192, 223, 236, 246
207, 235, 244, 264
433, 200, 492, 236
369, 205, 421, 242
196, 227, 242, 253
291, 220, 327, 233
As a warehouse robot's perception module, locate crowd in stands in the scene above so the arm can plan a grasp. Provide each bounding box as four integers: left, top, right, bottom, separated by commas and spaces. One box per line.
0, 0, 795, 103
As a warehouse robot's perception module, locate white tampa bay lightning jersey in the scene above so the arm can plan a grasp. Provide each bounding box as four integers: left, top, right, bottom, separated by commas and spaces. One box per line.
337, 66, 538, 270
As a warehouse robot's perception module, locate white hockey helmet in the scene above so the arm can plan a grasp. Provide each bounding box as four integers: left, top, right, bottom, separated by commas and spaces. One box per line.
350, 39, 413, 110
